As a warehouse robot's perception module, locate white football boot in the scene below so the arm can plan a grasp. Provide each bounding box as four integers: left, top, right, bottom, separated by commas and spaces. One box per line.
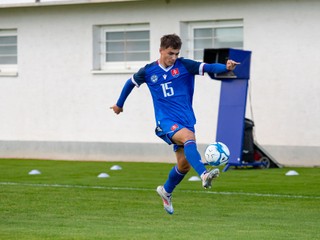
156, 186, 174, 215
202, 168, 220, 189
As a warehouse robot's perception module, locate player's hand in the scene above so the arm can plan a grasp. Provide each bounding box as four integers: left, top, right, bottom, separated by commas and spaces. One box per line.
110, 105, 123, 115
226, 60, 240, 71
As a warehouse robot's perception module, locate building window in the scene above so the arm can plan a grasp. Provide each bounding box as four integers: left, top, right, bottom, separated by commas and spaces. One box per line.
183, 20, 243, 60
93, 23, 150, 73
0, 29, 17, 74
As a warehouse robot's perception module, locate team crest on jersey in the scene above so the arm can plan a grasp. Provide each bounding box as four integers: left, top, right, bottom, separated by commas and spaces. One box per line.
171, 68, 180, 78
171, 124, 179, 131
151, 74, 158, 83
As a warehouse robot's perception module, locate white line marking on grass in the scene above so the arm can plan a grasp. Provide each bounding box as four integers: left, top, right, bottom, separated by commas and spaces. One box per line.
1, 182, 319, 200
183, 190, 320, 199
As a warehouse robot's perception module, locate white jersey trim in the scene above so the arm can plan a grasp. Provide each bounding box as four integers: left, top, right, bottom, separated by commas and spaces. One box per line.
199, 63, 205, 75
131, 75, 140, 88
158, 63, 174, 72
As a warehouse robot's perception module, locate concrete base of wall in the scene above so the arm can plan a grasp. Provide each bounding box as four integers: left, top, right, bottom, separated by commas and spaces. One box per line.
0, 140, 319, 167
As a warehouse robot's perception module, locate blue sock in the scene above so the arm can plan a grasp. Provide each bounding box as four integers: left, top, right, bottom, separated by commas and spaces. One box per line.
184, 140, 207, 176
164, 165, 186, 194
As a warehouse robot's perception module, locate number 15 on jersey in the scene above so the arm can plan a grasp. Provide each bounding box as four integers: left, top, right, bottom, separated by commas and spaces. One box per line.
161, 82, 174, 97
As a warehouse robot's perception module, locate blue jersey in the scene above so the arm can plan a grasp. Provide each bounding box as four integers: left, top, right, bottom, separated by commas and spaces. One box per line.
132, 58, 205, 128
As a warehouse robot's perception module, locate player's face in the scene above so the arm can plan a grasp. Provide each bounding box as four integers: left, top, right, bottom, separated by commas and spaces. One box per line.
159, 47, 180, 68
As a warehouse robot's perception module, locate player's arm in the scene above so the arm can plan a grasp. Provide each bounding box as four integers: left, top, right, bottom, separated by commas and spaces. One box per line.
203, 63, 227, 74
110, 79, 135, 115
110, 65, 147, 114
203, 60, 239, 74
180, 58, 238, 75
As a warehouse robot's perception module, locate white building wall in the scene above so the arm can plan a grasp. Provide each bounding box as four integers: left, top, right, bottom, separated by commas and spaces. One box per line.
0, 0, 319, 166
245, 0, 320, 147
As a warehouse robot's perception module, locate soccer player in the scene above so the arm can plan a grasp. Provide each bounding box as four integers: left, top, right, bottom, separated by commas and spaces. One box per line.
111, 34, 239, 214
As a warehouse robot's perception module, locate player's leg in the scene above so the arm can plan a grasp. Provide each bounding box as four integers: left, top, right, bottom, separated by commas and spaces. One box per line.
156, 123, 218, 214
163, 147, 190, 194
157, 147, 189, 215
176, 147, 191, 173
171, 128, 207, 176
172, 128, 220, 188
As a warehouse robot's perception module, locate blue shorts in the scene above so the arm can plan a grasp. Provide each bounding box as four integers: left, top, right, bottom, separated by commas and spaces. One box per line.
155, 120, 195, 152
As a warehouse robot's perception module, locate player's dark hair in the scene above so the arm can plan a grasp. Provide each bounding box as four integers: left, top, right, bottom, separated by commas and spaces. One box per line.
160, 34, 182, 50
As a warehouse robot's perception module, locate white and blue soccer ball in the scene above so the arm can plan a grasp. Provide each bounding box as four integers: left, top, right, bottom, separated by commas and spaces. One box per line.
204, 142, 230, 166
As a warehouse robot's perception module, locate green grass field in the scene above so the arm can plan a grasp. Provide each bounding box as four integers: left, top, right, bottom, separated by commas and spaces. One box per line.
0, 159, 319, 240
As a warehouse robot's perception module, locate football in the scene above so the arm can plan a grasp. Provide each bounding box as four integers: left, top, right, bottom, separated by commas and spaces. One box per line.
204, 142, 230, 166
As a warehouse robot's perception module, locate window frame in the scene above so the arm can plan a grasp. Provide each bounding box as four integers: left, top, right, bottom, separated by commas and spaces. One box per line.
0, 28, 18, 76
93, 23, 150, 74
185, 20, 243, 60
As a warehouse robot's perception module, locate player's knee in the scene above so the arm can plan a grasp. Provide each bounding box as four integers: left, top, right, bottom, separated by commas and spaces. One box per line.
177, 159, 191, 173
184, 130, 195, 141
178, 164, 191, 174
173, 128, 195, 145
